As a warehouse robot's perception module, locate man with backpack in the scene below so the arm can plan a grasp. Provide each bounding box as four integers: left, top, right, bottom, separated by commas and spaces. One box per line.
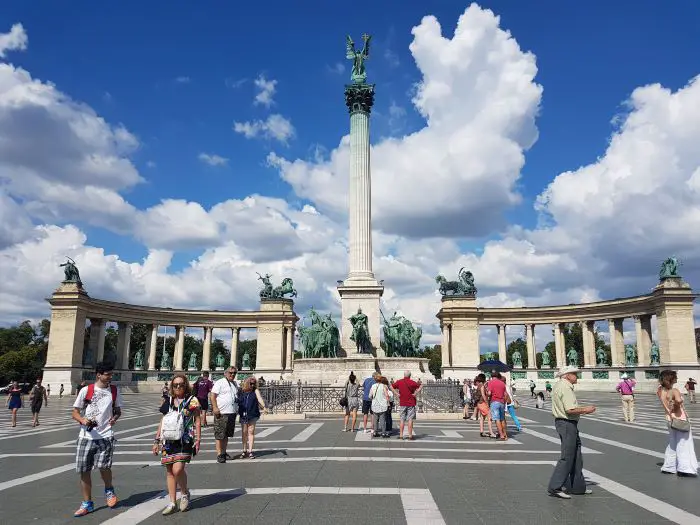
71, 361, 122, 517
193, 371, 214, 427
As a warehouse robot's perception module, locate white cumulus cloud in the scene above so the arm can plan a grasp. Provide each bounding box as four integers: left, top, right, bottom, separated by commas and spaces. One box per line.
0, 23, 27, 58
253, 74, 277, 107
270, 4, 542, 238
234, 114, 295, 144
198, 153, 229, 167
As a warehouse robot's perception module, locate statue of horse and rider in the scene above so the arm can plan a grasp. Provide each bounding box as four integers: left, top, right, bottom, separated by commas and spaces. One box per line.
435, 267, 477, 297
382, 311, 422, 357
349, 308, 372, 354
298, 308, 340, 358
257, 272, 298, 299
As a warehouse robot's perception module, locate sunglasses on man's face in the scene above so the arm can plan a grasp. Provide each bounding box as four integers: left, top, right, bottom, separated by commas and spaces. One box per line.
172, 383, 186, 389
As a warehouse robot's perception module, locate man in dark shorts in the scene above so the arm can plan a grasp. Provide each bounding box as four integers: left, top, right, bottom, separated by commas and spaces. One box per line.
361, 373, 378, 434
193, 371, 214, 426
211, 367, 239, 463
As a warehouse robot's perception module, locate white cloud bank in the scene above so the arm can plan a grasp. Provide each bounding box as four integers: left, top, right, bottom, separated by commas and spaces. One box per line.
2, 9, 700, 352
0, 23, 27, 58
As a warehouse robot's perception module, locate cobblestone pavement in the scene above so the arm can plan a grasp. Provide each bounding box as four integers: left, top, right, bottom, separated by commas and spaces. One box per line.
0, 391, 698, 524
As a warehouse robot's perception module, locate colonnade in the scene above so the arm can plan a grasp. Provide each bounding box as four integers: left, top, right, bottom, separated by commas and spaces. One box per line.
437, 276, 698, 384
43, 282, 298, 391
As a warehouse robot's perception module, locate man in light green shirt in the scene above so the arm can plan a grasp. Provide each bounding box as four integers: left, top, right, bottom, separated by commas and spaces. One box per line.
547, 366, 596, 499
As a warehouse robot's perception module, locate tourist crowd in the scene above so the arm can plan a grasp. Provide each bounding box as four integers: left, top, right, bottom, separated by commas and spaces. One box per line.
6, 358, 698, 517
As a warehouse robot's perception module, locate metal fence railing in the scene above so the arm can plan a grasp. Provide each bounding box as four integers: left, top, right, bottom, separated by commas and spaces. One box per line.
258, 379, 464, 414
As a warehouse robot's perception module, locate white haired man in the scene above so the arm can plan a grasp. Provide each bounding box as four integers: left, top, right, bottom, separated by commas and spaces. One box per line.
391, 371, 422, 440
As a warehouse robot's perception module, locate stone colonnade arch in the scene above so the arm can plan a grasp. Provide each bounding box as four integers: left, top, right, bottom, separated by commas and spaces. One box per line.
42, 282, 298, 393
437, 276, 698, 391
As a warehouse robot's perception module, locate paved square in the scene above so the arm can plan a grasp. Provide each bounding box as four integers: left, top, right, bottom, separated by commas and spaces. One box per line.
0, 392, 698, 524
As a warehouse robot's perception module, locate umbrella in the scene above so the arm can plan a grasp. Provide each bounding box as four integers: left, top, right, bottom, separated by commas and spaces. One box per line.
477, 359, 511, 374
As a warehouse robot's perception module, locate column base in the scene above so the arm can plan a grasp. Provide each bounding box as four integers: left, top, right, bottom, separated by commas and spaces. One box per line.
337, 282, 384, 357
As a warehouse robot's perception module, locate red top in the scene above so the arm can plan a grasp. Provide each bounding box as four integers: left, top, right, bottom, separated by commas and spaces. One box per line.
391, 378, 420, 407
487, 378, 506, 403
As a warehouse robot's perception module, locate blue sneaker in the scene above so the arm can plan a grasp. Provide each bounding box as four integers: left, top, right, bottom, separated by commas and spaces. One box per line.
74, 501, 94, 517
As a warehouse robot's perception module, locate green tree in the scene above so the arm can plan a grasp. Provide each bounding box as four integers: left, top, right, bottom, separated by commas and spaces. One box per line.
0, 320, 52, 384
0, 321, 36, 357
183, 334, 203, 369
695, 328, 700, 358
103, 327, 118, 366
155, 336, 176, 368
507, 338, 528, 368
420, 344, 442, 379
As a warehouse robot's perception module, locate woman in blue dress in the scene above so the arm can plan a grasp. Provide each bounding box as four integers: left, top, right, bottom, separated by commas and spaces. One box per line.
6, 381, 24, 427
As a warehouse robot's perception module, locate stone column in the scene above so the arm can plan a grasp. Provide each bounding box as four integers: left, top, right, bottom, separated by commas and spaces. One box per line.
347, 86, 375, 281
635, 315, 653, 366
525, 324, 536, 369
145, 324, 158, 371
174, 326, 185, 370
117, 322, 132, 370
440, 323, 451, 368
285, 327, 294, 370
608, 318, 624, 366
88, 319, 106, 365
202, 326, 212, 371
230, 327, 240, 368
497, 324, 507, 363
553, 323, 565, 367
582, 321, 596, 367
653, 278, 696, 365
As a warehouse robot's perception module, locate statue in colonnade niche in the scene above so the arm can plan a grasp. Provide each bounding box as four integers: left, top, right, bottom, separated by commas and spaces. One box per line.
257, 272, 298, 299
435, 267, 477, 297
215, 352, 225, 370
188, 352, 198, 370
510, 350, 523, 368
134, 349, 144, 369
160, 350, 172, 371
60, 256, 82, 284
241, 350, 251, 370
595, 347, 608, 366
650, 342, 660, 366
659, 256, 681, 280
566, 348, 579, 367
625, 344, 637, 366
540, 349, 551, 368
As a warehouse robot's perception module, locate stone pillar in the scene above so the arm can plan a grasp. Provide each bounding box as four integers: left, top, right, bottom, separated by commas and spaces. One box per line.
285, 327, 294, 371
88, 319, 106, 365
174, 326, 185, 370
497, 324, 507, 363
608, 318, 624, 366
553, 323, 565, 367
440, 323, 450, 368
437, 296, 479, 374
582, 321, 596, 367
202, 326, 212, 371
634, 315, 653, 366
525, 324, 536, 369
117, 322, 132, 370
653, 279, 697, 365
257, 298, 296, 373
230, 327, 240, 368
337, 82, 384, 356
146, 324, 158, 371
43, 282, 90, 390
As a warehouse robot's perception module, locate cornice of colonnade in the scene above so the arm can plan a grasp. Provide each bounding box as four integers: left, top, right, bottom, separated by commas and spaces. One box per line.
46, 288, 299, 328
437, 286, 697, 325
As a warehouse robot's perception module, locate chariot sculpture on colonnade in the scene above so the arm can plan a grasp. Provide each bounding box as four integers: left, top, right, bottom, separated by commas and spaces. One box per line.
257, 272, 298, 299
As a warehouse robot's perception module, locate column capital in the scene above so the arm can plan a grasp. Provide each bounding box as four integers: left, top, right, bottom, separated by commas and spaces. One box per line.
344, 83, 375, 114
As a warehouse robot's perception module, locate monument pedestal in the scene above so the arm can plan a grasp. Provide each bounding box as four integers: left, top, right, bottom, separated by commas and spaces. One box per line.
337, 282, 384, 357
292, 356, 433, 384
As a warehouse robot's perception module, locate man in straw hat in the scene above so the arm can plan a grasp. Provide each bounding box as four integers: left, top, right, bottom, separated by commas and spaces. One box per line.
547, 365, 596, 499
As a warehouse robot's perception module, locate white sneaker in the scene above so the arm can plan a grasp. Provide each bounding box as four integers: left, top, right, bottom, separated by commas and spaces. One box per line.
179, 492, 190, 512
162, 502, 178, 515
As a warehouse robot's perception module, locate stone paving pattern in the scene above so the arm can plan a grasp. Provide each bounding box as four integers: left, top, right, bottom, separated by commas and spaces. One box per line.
0, 391, 698, 524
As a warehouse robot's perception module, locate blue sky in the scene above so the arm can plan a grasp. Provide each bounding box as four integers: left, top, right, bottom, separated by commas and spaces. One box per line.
4, 0, 699, 265
2, 1, 700, 349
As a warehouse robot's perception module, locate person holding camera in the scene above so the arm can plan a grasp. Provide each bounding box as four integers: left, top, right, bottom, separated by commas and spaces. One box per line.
71, 361, 122, 517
